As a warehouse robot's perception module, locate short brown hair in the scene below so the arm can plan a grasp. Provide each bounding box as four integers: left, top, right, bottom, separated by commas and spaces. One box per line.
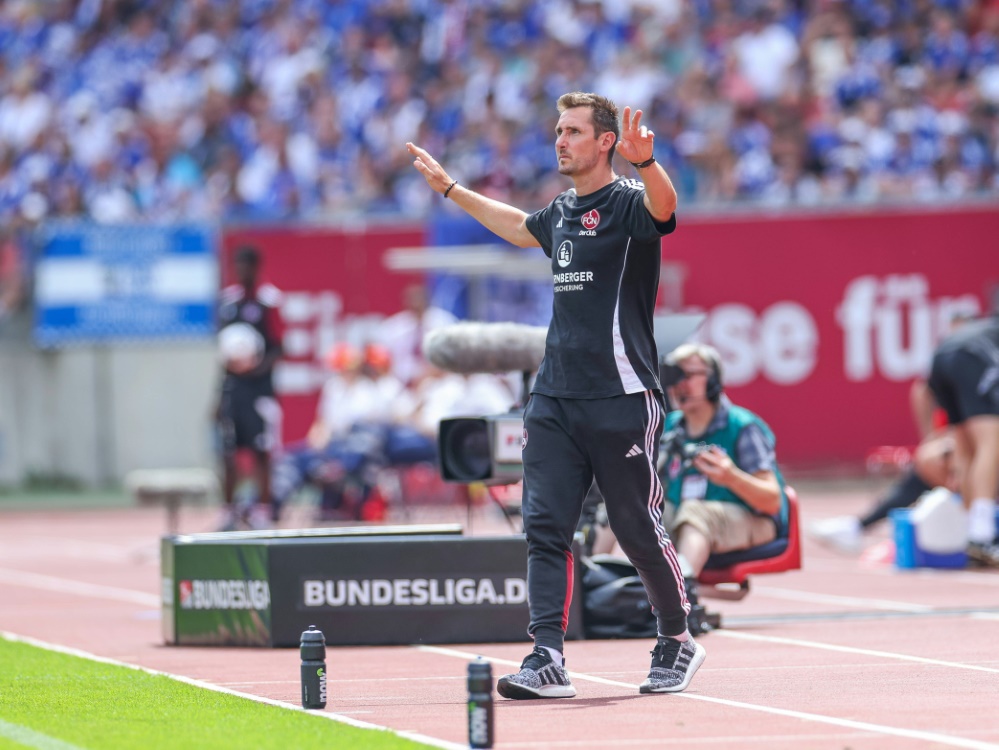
556, 92, 619, 164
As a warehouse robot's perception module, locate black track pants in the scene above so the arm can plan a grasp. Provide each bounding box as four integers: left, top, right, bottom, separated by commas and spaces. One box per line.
521, 391, 690, 651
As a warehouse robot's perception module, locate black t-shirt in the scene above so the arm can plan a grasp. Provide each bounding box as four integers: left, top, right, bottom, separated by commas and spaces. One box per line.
526, 176, 676, 398
934, 315, 999, 361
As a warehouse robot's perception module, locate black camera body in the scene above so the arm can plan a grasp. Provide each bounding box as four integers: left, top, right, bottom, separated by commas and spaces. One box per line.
661, 428, 713, 473
438, 412, 524, 484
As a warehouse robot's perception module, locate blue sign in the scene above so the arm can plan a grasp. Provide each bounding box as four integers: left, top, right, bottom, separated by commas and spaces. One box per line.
34, 223, 219, 347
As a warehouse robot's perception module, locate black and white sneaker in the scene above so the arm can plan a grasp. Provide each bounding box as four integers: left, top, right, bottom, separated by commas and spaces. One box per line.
497, 646, 576, 699
639, 636, 706, 694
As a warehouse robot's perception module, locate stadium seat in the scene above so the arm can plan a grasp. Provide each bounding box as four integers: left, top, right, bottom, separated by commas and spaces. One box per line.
691, 487, 802, 631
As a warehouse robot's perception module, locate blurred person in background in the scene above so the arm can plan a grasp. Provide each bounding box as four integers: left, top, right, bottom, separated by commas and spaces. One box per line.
927, 311, 999, 566
215, 245, 283, 531
657, 344, 788, 597
809, 379, 957, 554
271, 342, 408, 522
810, 313, 976, 554
375, 283, 458, 388
0, 228, 26, 323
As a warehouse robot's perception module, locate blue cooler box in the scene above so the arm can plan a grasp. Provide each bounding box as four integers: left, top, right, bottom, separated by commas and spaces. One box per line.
891, 508, 968, 569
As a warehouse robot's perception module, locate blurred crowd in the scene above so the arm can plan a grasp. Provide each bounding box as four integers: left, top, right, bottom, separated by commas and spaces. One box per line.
2, 0, 999, 246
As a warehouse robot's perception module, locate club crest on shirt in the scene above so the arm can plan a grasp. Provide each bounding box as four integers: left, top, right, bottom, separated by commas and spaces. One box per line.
579, 209, 599, 236
556, 240, 573, 268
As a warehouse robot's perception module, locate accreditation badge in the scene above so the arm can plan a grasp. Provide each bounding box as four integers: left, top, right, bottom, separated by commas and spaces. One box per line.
681, 474, 707, 501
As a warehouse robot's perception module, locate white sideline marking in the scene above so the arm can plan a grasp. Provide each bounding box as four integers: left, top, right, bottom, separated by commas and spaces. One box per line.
752, 585, 934, 612
0, 536, 137, 563
795, 558, 999, 587
418, 645, 999, 750
0, 567, 160, 607
1, 632, 466, 750
0, 719, 86, 750
713, 630, 999, 673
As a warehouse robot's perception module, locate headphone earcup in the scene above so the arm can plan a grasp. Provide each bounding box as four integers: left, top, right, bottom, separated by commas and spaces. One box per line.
706, 370, 722, 401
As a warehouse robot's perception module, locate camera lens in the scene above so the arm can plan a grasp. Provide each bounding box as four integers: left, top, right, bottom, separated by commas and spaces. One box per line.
441, 420, 492, 481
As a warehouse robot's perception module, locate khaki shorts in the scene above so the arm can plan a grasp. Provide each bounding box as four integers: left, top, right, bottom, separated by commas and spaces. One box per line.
666, 500, 777, 554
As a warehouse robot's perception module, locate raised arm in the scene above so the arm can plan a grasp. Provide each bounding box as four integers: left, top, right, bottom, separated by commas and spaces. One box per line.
615, 107, 678, 223
406, 142, 539, 248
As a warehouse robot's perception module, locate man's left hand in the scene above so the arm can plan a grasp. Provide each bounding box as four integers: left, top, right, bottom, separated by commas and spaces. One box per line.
616, 106, 654, 165
692, 446, 734, 488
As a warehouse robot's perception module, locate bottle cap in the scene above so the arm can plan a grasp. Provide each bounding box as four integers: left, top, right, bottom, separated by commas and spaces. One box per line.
300, 625, 326, 660
467, 657, 492, 692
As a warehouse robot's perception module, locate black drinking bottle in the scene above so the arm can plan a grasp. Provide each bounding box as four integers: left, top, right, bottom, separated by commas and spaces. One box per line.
467, 658, 494, 748
300, 625, 327, 709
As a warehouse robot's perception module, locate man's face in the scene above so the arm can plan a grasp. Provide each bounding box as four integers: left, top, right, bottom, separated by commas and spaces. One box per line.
234, 258, 259, 288
554, 107, 608, 176
667, 354, 712, 412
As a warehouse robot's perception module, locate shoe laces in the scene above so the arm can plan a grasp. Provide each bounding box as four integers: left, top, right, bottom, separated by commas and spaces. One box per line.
521, 646, 554, 671
650, 637, 682, 669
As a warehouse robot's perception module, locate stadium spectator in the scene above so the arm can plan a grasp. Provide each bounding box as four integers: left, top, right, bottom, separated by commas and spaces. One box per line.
2, 0, 998, 230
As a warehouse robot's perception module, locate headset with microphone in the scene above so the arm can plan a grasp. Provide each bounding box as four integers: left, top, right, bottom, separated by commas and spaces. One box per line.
660, 344, 724, 404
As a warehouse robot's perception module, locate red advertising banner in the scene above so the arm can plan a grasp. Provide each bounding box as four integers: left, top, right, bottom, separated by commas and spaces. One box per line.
224, 207, 997, 469
662, 205, 998, 468
223, 224, 424, 443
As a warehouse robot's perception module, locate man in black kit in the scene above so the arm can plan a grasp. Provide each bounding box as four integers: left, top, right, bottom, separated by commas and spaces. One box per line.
216, 245, 284, 531
407, 91, 704, 698
927, 312, 999, 566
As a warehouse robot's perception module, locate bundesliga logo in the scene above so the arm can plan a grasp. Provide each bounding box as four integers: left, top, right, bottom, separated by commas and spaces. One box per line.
179, 580, 193, 609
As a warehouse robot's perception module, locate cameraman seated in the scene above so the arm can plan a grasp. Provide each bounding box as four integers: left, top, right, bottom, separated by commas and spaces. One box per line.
658, 344, 789, 584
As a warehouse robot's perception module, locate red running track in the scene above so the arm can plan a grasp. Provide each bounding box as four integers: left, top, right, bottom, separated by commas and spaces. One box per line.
2, 485, 998, 750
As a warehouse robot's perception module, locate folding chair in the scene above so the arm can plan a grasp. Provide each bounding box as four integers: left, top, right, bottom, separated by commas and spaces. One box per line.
691, 487, 802, 631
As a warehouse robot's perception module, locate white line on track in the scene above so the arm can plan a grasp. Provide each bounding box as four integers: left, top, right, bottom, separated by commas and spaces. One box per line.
0, 718, 86, 750
712, 630, 999, 673
2, 632, 466, 750
418, 645, 999, 750
751, 584, 935, 611
800, 558, 999, 586
0, 567, 160, 607
0, 536, 138, 563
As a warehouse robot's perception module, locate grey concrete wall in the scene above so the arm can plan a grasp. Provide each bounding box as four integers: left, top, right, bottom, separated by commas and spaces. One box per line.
0, 332, 217, 487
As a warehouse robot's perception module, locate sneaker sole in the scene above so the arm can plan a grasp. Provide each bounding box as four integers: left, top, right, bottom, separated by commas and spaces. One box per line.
497, 678, 576, 700
639, 642, 707, 694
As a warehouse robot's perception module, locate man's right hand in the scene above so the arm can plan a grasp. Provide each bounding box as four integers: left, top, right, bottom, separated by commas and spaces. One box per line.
407, 142, 455, 196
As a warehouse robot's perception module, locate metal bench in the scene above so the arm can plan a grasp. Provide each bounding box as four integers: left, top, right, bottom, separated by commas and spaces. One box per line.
126, 468, 219, 534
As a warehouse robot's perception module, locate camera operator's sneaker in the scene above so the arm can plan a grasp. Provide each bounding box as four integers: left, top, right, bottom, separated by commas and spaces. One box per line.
967, 541, 999, 568
807, 516, 863, 554
639, 635, 706, 694
497, 646, 576, 699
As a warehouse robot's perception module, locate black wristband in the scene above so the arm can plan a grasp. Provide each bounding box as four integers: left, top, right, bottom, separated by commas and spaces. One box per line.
630, 156, 656, 169
443, 179, 458, 198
